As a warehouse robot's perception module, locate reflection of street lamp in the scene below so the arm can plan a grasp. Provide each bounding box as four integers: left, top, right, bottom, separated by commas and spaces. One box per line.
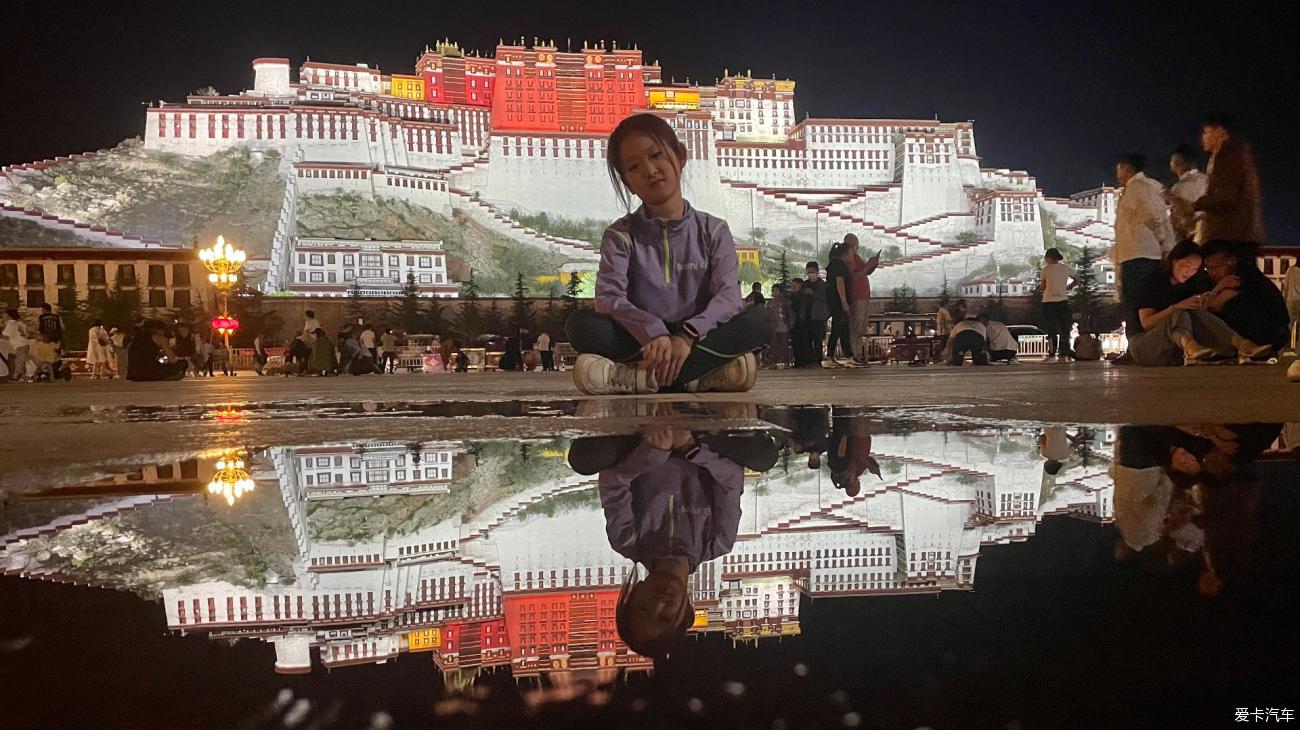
199, 236, 246, 360
208, 451, 254, 506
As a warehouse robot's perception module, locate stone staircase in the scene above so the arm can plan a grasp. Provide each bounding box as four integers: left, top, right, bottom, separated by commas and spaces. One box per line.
447, 187, 599, 261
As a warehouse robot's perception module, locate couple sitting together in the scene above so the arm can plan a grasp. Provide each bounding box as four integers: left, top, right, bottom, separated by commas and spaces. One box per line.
1128, 239, 1288, 366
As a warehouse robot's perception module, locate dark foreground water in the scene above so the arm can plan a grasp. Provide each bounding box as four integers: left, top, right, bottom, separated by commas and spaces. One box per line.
1, 406, 1297, 729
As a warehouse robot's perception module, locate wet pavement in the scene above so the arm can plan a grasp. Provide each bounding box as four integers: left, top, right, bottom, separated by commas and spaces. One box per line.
1, 402, 1297, 728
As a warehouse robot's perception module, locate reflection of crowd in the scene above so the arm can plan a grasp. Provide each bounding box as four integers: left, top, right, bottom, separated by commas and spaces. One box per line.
1110, 423, 1288, 597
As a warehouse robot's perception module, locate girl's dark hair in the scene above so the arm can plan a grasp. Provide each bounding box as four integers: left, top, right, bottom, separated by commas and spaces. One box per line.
1162, 239, 1203, 275
606, 113, 688, 212
615, 566, 694, 659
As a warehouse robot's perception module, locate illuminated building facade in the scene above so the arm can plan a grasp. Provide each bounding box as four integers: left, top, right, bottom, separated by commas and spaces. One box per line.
116, 36, 1122, 295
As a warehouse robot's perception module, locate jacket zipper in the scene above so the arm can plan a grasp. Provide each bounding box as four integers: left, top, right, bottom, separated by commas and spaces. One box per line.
662, 222, 671, 284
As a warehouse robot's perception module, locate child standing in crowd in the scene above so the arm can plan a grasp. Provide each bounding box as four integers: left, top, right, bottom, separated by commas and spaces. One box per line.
566, 113, 773, 394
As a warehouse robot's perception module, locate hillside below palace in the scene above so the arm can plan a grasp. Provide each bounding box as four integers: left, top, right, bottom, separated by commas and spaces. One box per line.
135, 38, 1118, 295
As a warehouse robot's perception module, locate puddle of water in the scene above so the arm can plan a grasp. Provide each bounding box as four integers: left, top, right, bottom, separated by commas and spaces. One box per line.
53, 399, 772, 424
2, 410, 1298, 728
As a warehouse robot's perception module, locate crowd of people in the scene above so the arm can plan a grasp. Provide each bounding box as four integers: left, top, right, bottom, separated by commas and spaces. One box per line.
1109, 116, 1296, 376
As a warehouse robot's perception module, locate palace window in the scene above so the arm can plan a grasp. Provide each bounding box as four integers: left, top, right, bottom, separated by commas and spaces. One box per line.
148, 265, 166, 286
148, 289, 167, 307
56, 264, 75, 285
117, 265, 136, 286
172, 264, 190, 287
25, 264, 44, 286
87, 264, 106, 285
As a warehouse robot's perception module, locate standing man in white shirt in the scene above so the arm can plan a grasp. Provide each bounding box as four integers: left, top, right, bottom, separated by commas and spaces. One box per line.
1168, 145, 1209, 243
536, 331, 555, 371
1040, 248, 1077, 361
1112, 153, 1175, 336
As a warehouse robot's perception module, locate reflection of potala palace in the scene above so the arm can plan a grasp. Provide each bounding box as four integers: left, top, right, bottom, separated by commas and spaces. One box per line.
92, 427, 1113, 680
139, 39, 1119, 295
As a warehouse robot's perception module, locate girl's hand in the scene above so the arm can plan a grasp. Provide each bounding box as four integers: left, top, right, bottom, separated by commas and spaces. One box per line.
661, 335, 693, 386
642, 335, 672, 377
1175, 295, 1204, 310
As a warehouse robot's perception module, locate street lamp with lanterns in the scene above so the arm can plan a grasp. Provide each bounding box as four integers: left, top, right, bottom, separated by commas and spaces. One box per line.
198, 235, 246, 360
207, 451, 254, 506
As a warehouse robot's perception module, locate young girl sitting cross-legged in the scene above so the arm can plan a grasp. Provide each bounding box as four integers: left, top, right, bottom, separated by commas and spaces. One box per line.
566, 113, 773, 395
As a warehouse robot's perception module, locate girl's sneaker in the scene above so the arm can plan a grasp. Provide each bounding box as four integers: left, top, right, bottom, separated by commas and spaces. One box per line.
689, 353, 758, 393
572, 354, 659, 395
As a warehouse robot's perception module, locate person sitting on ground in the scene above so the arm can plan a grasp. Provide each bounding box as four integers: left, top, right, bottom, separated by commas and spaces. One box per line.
286, 334, 313, 375
566, 113, 773, 394
126, 319, 188, 382
947, 315, 989, 366
309, 328, 339, 375
30, 335, 61, 381
171, 324, 196, 376
1199, 239, 1289, 355
1127, 240, 1271, 366
569, 426, 776, 659
1073, 326, 1103, 361
979, 313, 1019, 363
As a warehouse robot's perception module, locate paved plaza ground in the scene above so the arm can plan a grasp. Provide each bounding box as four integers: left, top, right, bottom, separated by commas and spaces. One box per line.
4, 359, 1298, 478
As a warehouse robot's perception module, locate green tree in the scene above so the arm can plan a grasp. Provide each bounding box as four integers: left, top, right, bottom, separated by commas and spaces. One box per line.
888, 285, 918, 313
748, 227, 769, 247
956, 230, 980, 245
983, 281, 1011, 322
227, 284, 284, 346
510, 273, 532, 334
938, 274, 953, 308
881, 245, 903, 263
420, 301, 453, 337
562, 271, 583, 317
87, 286, 143, 334
766, 248, 792, 289
458, 270, 483, 339
346, 280, 369, 325
738, 261, 764, 286
392, 273, 423, 333
1070, 246, 1103, 329
483, 299, 506, 336
59, 289, 91, 350
1026, 254, 1045, 320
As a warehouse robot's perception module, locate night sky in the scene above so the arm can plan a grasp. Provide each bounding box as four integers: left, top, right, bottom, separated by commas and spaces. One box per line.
6, 0, 1298, 241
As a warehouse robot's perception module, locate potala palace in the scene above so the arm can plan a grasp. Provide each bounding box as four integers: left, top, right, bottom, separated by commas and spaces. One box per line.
133, 39, 1118, 296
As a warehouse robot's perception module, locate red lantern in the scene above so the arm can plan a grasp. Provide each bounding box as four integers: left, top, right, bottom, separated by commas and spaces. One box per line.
210, 316, 240, 334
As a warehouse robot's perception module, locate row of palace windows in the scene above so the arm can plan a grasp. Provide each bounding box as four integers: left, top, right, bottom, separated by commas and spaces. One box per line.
1, 262, 190, 287
295, 270, 446, 284
297, 253, 441, 268
2, 287, 192, 310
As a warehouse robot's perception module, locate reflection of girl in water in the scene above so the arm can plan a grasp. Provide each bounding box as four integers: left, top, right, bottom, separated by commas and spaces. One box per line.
570, 427, 775, 658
